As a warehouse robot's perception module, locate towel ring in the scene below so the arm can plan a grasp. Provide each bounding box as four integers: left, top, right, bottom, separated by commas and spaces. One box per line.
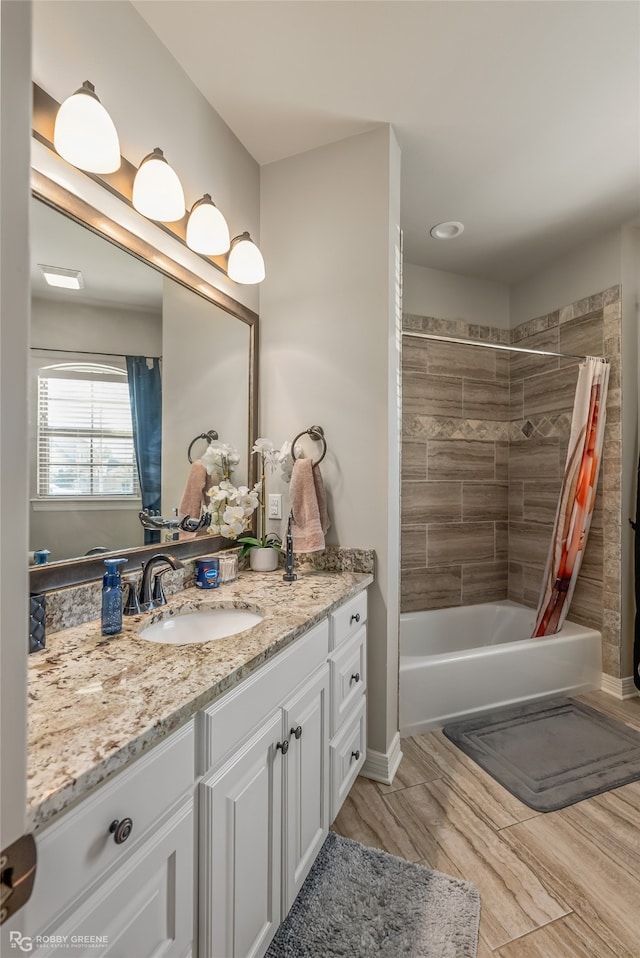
188, 429, 219, 463
291, 425, 327, 465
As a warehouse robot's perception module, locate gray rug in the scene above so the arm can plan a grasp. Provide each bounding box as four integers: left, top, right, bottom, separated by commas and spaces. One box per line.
266, 832, 480, 957
443, 696, 640, 812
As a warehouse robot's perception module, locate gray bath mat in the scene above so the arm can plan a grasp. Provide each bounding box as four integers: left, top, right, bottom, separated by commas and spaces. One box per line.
266, 832, 480, 957
443, 696, 640, 812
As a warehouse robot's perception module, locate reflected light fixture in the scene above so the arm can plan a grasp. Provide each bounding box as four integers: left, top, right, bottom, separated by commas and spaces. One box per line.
430, 221, 465, 240
38, 265, 85, 290
227, 232, 266, 284
53, 81, 121, 174
132, 148, 185, 222
186, 194, 230, 255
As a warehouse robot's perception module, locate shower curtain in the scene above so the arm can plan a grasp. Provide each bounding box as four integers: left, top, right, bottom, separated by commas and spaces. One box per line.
126, 356, 162, 545
533, 357, 610, 637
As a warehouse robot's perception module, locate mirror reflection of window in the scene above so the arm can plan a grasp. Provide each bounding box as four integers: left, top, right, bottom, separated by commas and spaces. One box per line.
37, 362, 139, 499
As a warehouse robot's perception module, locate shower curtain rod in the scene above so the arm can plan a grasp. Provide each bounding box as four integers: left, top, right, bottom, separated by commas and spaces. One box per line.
30, 346, 162, 360
401, 331, 608, 363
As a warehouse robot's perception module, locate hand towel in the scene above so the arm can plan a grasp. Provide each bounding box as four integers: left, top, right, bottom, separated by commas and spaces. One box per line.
290, 458, 331, 552
178, 459, 209, 541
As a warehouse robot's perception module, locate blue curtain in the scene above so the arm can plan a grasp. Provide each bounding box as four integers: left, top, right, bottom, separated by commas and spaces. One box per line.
126, 356, 162, 546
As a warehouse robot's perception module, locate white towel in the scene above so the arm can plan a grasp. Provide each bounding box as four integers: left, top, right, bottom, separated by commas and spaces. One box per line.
290, 458, 331, 552
178, 459, 209, 541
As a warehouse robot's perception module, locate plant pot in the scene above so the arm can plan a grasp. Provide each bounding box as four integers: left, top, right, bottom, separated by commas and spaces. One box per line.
249, 547, 280, 572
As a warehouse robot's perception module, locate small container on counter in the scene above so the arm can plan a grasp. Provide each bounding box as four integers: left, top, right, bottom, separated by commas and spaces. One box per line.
219, 552, 238, 583
195, 556, 220, 589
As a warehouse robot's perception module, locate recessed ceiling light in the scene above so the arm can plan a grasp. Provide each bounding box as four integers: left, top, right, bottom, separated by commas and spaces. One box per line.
430, 221, 465, 240
38, 265, 85, 290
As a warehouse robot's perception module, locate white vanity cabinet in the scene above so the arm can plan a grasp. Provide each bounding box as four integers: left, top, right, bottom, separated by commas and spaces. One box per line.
23, 722, 196, 958
197, 619, 330, 958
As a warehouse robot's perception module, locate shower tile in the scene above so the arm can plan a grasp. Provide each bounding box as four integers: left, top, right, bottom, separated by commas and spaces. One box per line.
509, 380, 524, 420
401, 525, 427, 569
524, 366, 577, 417
495, 350, 510, 383
461, 560, 509, 605
601, 641, 621, 676
558, 311, 604, 367
570, 575, 603, 632
522, 564, 545, 607
428, 522, 494, 567
400, 566, 462, 612
402, 339, 429, 372
401, 440, 428, 480
495, 441, 509, 481
509, 521, 553, 567
603, 284, 621, 306
523, 480, 562, 523
580, 528, 604, 581
425, 339, 496, 382
402, 370, 463, 417
463, 380, 510, 420
510, 328, 560, 380
427, 440, 495, 481
402, 480, 462, 524
495, 521, 509, 560
509, 482, 524, 521
463, 482, 508, 522
508, 438, 561, 481
508, 562, 524, 603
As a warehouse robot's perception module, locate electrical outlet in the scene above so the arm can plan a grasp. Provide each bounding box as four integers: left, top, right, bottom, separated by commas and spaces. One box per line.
268, 494, 282, 519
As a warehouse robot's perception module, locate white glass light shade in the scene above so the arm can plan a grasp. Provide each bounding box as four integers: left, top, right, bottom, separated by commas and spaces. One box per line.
227, 232, 266, 284
53, 81, 121, 174
132, 148, 185, 222
186, 194, 230, 255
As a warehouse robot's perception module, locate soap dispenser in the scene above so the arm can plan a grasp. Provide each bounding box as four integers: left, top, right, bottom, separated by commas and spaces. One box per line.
101, 558, 128, 636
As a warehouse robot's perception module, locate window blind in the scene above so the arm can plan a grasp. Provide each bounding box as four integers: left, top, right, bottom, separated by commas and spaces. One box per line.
37, 363, 140, 498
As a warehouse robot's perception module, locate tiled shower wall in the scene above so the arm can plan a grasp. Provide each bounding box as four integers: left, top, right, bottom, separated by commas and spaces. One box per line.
401, 286, 622, 672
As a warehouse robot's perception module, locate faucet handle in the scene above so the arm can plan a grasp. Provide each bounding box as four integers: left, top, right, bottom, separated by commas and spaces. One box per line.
152, 569, 172, 607
123, 579, 142, 616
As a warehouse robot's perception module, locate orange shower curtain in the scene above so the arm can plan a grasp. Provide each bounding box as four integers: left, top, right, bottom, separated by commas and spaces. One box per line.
533, 357, 610, 637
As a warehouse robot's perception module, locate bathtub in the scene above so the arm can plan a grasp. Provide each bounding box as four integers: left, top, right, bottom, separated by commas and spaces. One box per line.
399, 600, 602, 736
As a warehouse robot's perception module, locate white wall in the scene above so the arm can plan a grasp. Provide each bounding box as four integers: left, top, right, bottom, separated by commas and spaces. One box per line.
31, 0, 260, 313
510, 227, 623, 325
31, 296, 162, 356
260, 127, 402, 758
403, 262, 510, 328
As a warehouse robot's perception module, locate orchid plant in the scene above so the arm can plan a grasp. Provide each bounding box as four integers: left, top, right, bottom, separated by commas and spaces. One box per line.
237, 438, 292, 556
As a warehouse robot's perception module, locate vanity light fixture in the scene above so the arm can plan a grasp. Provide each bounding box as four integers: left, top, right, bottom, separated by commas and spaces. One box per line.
186, 194, 231, 255
227, 232, 266, 284
38, 265, 85, 290
430, 221, 465, 240
53, 81, 121, 174
132, 148, 185, 222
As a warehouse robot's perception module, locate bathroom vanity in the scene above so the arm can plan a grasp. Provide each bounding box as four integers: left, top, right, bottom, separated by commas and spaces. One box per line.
22, 571, 370, 958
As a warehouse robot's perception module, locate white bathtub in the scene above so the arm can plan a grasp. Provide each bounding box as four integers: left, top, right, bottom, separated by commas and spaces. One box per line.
399, 600, 602, 736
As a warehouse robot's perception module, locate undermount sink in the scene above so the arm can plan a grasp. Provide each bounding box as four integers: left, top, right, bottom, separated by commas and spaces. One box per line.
139, 608, 263, 645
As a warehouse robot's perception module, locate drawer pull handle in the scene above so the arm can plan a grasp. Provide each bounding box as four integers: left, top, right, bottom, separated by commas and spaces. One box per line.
351, 750, 361, 762
109, 818, 133, 845
276, 740, 289, 755
350, 613, 361, 624
290, 725, 303, 740
350, 672, 361, 684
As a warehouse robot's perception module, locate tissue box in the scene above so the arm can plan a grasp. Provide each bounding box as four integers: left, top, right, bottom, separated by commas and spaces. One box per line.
29, 593, 46, 653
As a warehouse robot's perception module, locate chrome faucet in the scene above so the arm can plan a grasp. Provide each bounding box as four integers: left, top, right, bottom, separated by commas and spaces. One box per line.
138, 553, 184, 612
283, 513, 297, 583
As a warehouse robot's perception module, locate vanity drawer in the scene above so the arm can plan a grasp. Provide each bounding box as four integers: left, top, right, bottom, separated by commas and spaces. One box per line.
330, 696, 366, 822
329, 590, 367, 650
198, 618, 330, 774
26, 721, 194, 937
329, 626, 366, 736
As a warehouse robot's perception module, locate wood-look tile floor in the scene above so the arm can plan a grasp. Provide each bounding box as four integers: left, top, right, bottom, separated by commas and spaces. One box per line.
332, 691, 640, 957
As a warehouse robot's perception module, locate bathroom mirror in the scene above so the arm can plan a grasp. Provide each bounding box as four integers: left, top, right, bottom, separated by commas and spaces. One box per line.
29, 182, 258, 591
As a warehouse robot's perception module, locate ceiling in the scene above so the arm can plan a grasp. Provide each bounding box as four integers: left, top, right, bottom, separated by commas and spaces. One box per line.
133, 0, 640, 286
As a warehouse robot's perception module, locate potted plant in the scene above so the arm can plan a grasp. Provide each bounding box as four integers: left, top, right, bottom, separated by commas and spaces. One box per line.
238, 438, 290, 571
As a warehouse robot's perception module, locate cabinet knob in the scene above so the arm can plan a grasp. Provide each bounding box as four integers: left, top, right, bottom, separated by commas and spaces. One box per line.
351, 750, 361, 762
109, 818, 133, 844
276, 740, 289, 755
350, 672, 361, 684
290, 725, 303, 740
350, 613, 361, 624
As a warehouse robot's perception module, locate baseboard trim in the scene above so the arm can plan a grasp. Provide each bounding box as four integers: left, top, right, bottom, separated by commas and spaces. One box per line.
601, 673, 639, 699
361, 732, 403, 785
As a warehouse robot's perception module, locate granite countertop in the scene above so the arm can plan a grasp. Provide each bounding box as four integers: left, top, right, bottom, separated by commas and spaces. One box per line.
27, 570, 373, 832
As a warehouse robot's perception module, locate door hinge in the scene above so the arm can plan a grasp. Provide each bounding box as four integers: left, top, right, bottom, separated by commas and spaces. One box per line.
0, 834, 37, 925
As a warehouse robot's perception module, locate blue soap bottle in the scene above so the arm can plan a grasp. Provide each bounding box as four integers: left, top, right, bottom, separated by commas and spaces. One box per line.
101, 558, 128, 636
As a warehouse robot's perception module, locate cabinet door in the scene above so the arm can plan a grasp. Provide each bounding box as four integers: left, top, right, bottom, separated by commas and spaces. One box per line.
199, 710, 283, 958
282, 665, 330, 912
32, 798, 194, 958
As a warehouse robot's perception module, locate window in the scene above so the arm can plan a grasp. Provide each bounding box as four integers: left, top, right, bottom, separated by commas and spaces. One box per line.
37, 363, 140, 498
